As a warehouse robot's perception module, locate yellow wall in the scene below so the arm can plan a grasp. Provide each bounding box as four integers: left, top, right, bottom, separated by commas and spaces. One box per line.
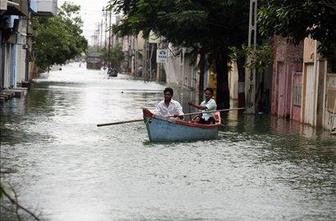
207, 67, 217, 99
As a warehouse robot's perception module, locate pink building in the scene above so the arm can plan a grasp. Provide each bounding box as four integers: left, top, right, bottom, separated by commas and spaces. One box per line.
272, 36, 304, 121
272, 36, 336, 132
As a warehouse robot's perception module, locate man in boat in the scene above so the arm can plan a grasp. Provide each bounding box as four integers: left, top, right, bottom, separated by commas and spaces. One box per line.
154, 87, 184, 118
188, 87, 217, 124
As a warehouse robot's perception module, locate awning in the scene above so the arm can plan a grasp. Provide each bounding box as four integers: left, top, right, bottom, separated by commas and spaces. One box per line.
4, 0, 29, 16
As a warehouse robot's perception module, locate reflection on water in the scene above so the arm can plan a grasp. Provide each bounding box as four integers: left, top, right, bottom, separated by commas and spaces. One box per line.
1, 63, 335, 221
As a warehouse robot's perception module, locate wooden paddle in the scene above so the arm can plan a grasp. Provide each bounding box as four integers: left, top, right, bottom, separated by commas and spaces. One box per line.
181, 107, 245, 117
97, 119, 143, 127
96, 107, 245, 127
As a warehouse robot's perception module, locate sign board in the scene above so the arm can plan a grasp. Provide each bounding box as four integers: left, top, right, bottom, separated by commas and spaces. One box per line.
148, 30, 159, 44
156, 49, 168, 63
0, 0, 8, 10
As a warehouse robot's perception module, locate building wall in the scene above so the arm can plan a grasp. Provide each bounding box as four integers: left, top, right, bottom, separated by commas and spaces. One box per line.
302, 38, 318, 126
228, 61, 238, 100
301, 38, 330, 129
1, 0, 53, 91
164, 47, 199, 92
122, 36, 130, 53
303, 38, 316, 62
207, 67, 217, 98
0, 31, 3, 89
16, 43, 26, 83
137, 32, 145, 51
316, 59, 327, 127
272, 36, 303, 120
30, 0, 57, 16
10, 44, 17, 87
292, 72, 302, 121
323, 74, 336, 131
4, 44, 12, 88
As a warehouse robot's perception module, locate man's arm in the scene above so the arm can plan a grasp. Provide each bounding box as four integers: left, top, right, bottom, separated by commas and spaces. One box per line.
177, 102, 184, 115
172, 102, 184, 118
188, 102, 207, 110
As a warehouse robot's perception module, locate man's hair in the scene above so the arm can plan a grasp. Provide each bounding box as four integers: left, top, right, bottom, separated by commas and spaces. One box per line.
204, 87, 214, 94
164, 87, 174, 95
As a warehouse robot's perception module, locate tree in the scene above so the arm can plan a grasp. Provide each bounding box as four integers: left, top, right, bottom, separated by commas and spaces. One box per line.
101, 44, 125, 70
109, 0, 250, 108
258, 0, 336, 56
32, 2, 88, 71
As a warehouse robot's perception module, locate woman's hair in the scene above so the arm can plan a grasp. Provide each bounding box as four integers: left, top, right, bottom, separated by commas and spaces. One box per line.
164, 87, 174, 95
204, 87, 214, 95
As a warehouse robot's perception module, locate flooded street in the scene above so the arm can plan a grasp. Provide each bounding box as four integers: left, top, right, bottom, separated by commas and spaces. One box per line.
1, 63, 336, 221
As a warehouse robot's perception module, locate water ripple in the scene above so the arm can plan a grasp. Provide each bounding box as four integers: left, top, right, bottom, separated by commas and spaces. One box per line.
1, 63, 335, 221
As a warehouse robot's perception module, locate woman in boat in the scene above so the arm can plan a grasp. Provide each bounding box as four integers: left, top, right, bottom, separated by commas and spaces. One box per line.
154, 87, 184, 118
188, 87, 217, 124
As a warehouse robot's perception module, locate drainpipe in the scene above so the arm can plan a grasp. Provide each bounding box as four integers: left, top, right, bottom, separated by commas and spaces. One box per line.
25, 15, 29, 83
0, 31, 4, 89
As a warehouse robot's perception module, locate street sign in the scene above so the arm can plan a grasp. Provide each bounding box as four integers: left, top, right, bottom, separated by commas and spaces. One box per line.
156, 49, 168, 63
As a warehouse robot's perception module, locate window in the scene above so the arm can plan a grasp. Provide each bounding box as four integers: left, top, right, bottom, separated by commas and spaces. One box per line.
293, 84, 302, 106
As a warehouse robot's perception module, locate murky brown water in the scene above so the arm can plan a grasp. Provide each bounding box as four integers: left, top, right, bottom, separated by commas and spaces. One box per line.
1, 63, 336, 221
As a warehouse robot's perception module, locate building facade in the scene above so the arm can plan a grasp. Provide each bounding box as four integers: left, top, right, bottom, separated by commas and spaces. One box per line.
272, 36, 336, 132
0, 0, 57, 91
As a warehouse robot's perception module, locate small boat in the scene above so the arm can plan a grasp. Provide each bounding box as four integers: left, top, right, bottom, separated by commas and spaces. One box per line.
108, 68, 118, 77
143, 108, 221, 142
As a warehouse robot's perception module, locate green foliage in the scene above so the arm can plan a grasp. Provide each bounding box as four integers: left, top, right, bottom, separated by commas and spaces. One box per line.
109, 0, 250, 107
101, 44, 125, 68
0, 183, 3, 199
229, 43, 273, 73
110, 0, 249, 56
258, 0, 336, 56
247, 44, 273, 72
32, 2, 88, 71
229, 46, 249, 64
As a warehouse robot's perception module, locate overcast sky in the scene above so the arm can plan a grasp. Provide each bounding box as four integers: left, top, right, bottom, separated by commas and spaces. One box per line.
58, 0, 110, 45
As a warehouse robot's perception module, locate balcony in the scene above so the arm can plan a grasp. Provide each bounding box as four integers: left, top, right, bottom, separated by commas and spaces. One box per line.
30, 0, 57, 16
0, 0, 7, 11
2, 0, 29, 16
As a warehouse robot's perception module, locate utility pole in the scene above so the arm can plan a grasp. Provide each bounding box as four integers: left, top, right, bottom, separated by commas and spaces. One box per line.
25, 14, 30, 82
108, 9, 112, 68
134, 35, 137, 76
245, 0, 257, 114
102, 7, 108, 52
105, 10, 107, 51
100, 19, 103, 49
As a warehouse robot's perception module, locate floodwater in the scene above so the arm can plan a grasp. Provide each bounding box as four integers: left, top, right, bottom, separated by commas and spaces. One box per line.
1, 63, 335, 221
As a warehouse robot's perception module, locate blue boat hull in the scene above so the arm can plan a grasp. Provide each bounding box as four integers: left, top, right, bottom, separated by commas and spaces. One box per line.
143, 109, 220, 142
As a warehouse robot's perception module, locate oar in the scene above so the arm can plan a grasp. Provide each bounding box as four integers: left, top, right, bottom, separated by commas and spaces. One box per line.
97, 107, 245, 127
180, 107, 245, 117
97, 119, 143, 127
